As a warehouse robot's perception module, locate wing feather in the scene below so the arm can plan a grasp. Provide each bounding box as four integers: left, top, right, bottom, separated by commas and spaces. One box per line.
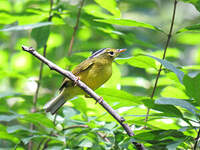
59, 59, 94, 91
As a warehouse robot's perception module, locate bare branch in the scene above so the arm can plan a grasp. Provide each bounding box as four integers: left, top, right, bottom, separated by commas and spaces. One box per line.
67, 0, 85, 56
144, 0, 178, 126
22, 45, 145, 150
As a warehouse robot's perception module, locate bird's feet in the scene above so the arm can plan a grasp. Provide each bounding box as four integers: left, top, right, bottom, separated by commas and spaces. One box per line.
74, 76, 80, 86
95, 96, 103, 104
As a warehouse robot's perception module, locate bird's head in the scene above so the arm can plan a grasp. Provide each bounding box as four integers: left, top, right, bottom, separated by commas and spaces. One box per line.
89, 48, 126, 61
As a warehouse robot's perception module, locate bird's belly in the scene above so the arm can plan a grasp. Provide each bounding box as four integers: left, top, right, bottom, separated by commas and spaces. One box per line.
80, 64, 112, 90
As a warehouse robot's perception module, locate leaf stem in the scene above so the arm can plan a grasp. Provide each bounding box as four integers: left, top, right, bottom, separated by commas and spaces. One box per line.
144, 0, 178, 126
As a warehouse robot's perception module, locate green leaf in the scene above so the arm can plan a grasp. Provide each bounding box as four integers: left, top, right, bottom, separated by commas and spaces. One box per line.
182, 65, 200, 70
161, 86, 189, 99
79, 138, 93, 147
22, 113, 54, 128
0, 22, 52, 31
0, 131, 20, 144
0, 114, 18, 122
31, 25, 50, 49
143, 99, 183, 118
183, 74, 200, 101
176, 33, 200, 45
7, 125, 37, 133
145, 55, 184, 83
22, 135, 50, 144
84, 4, 114, 19
116, 56, 157, 69
96, 88, 145, 107
155, 97, 198, 114
167, 140, 184, 150
94, 18, 163, 32
135, 129, 185, 142
180, 0, 200, 12
63, 106, 80, 118
94, 0, 121, 17
176, 24, 200, 33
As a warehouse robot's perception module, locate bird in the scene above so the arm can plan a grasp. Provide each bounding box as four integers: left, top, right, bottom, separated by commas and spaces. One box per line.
43, 48, 126, 114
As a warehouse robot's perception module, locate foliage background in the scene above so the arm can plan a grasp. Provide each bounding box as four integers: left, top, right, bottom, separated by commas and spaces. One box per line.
0, 0, 200, 149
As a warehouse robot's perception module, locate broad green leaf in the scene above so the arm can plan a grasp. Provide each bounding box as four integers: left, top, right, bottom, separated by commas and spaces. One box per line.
63, 106, 80, 118
167, 140, 184, 150
143, 99, 183, 118
7, 125, 37, 133
176, 24, 200, 33
71, 97, 88, 114
31, 25, 50, 49
180, 0, 200, 12
0, 124, 6, 132
145, 55, 184, 83
79, 138, 93, 147
161, 86, 189, 99
182, 65, 200, 70
0, 131, 20, 144
120, 77, 150, 88
94, 18, 163, 32
0, 22, 52, 31
0, 114, 19, 122
22, 135, 51, 144
155, 97, 198, 114
94, 0, 121, 18
116, 56, 157, 69
176, 33, 200, 45
84, 4, 114, 19
22, 113, 54, 128
183, 74, 200, 101
134, 129, 185, 142
146, 118, 180, 130
96, 88, 145, 106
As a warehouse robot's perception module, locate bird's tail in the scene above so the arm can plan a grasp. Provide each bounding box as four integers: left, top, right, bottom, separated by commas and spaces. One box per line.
43, 91, 66, 115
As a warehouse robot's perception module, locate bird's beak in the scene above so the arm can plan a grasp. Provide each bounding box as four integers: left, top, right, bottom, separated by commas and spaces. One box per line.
117, 48, 127, 53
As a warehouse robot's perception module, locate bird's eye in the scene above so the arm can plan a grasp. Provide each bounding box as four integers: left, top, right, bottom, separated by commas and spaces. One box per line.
108, 51, 114, 56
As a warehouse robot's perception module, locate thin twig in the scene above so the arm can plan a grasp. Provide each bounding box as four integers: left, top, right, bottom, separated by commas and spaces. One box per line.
144, 0, 178, 126
67, 0, 85, 56
28, 1, 54, 150
194, 128, 200, 150
63, 124, 89, 130
22, 46, 145, 150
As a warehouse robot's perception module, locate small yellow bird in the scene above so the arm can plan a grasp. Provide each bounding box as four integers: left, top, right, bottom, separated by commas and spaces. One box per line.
44, 48, 126, 114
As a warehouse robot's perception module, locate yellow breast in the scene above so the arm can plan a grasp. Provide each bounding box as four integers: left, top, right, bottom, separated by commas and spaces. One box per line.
80, 62, 112, 90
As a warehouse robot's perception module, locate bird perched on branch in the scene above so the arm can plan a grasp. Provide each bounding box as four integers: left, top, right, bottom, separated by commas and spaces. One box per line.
43, 48, 126, 114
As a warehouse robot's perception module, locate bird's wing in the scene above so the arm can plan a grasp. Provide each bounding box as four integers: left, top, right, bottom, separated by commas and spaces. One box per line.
59, 59, 94, 91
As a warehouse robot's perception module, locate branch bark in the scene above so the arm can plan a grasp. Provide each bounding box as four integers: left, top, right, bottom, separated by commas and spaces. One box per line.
144, 0, 178, 126
67, 0, 85, 56
22, 45, 145, 150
